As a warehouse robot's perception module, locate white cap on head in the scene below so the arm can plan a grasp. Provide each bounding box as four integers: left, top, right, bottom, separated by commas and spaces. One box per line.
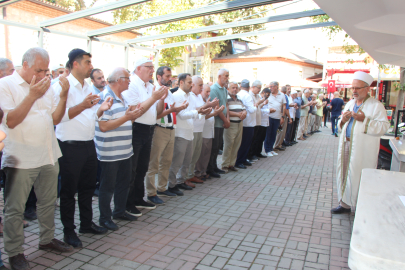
133, 57, 152, 71
353, 71, 373, 86
52, 64, 64, 71
291, 90, 297, 95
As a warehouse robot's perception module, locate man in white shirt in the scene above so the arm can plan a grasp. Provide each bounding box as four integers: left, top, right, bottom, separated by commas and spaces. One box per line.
235, 79, 257, 169
186, 76, 219, 185
264, 81, 286, 157
168, 73, 210, 194
50, 64, 65, 85
90, 68, 106, 94
54, 49, 109, 248
284, 85, 297, 146
247, 80, 266, 162
145, 66, 188, 204
0, 47, 74, 270
121, 57, 168, 217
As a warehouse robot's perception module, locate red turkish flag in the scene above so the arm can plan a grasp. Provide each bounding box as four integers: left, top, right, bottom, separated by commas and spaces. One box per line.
327, 80, 336, 93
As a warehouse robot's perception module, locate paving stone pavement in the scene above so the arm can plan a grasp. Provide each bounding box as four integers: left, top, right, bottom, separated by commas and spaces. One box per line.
0, 127, 355, 270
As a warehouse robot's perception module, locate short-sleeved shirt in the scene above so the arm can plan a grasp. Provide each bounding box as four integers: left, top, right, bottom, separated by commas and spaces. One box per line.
322, 98, 330, 112
294, 97, 302, 118
316, 98, 323, 117
301, 96, 309, 117
331, 98, 345, 116
227, 94, 245, 123
261, 103, 270, 127
210, 82, 228, 128
237, 90, 256, 127
203, 112, 215, 139
190, 92, 205, 132
0, 72, 61, 169
268, 91, 286, 120
95, 86, 133, 162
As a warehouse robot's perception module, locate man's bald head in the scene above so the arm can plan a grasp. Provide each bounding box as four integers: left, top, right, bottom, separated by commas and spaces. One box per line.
192, 75, 203, 95
202, 84, 211, 100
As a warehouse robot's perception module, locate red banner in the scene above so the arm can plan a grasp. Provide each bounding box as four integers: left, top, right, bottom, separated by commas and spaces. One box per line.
327, 80, 336, 93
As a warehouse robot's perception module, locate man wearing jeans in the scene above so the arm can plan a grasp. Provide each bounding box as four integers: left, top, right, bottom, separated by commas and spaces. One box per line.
96, 68, 144, 231
122, 58, 168, 217
264, 81, 286, 157
0, 47, 73, 270
206, 69, 230, 178
330, 91, 345, 137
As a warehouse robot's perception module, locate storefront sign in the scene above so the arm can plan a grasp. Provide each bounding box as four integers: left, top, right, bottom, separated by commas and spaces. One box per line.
370, 66, 400, 80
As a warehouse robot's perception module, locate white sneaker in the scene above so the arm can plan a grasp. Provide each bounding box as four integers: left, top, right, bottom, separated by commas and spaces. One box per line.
271, 151, 278, 156
265, 152, 273, 157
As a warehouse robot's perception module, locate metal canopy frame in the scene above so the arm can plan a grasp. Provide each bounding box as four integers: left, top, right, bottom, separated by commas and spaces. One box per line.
0, 0, 22, 8
87, 0, 290, 37
155, 21, 337, 49
39, 0, 151, 27
127, 9, 326, 44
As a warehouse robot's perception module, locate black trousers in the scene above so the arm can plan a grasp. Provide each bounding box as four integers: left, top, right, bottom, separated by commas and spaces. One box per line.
207, 127, 224, 173
236, 127, 254, 166
58, 140, 97, 233
291, 117, 300, 142
126, 122, 155, 208
248, 126, 267, 158
285, 122, 293, 144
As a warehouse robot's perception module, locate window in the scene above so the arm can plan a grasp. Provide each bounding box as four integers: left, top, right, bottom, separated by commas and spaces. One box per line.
193, 60, 202, 76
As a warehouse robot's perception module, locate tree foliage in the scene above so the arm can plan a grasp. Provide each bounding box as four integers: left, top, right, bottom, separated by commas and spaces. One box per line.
45, 0, 92, 11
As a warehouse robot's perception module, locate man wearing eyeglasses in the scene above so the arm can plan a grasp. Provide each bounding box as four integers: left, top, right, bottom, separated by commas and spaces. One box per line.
122, 58, 168, 217
332, 71, 389, 214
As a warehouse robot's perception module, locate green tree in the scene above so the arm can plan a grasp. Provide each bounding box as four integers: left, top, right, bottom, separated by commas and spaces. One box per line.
113, 0, 270, 81
45, 0, 98, 11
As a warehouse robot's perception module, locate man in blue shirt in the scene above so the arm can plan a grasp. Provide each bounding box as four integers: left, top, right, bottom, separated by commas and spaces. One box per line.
330, 91, 345, 137
90, 68, 106, 94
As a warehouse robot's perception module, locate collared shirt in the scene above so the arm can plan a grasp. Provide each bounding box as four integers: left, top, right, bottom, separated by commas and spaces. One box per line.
54, 74, 97, 141
285, 94, 290, 110
203, 109, 215, 139
227, 94, 245, 123
51, 76, 60, 86
121, 74, 157, 125
92, 85, 104, 94
172, 88, 201, 140
301, 96, 309, 117
346, 102, 362, 138
287, 94, 295, 119
316, 98, 323, 117
0, 72, 62, 169
268, 91, 286, 119
210, 82, 228, 128
250, 91, 261, 126
156, 85, 176, 128
190, 92, 205, 132
95, 86, 133, 162
261, 102, 270, 127
294, 97, 302, 118
237, 90, 256, 127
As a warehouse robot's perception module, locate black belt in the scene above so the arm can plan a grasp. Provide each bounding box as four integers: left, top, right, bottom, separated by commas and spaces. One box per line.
133, 122, 156, 130
230, 120, 242, 123
156, 124, 174, 130
62, 140, 94, 145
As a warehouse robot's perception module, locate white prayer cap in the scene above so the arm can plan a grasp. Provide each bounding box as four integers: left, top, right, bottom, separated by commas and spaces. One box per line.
291, 90, 298, 95
353, 71, 373, 86
52, 64, 64, 71
133, 57, 153, 71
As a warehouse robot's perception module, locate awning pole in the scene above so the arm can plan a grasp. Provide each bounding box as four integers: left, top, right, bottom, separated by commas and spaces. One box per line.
376, 68, 381, 99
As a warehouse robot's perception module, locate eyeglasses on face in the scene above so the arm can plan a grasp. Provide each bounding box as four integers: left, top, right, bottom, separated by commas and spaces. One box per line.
119, 77, 131, 81
350, 86, 368, 91
142, 65, 155, 70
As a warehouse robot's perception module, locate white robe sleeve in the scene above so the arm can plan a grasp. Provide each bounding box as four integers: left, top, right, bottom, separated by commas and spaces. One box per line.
362, 102, 390, 137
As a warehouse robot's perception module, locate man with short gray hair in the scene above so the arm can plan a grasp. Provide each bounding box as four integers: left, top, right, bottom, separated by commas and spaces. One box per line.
0, 47, 74, 269
0, 58, 14, 78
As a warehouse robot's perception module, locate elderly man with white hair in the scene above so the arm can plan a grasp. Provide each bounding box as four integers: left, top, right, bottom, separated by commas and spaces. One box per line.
0, 47, 74, 269
206, 68, 230, 178
331, 71, 389, 214
122, 57, 168, 217
0, 58, 15, 78
95, 68, 144, 230
296, 89, 312, 140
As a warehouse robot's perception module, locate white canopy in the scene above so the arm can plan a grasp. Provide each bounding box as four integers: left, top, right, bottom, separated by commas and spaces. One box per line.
313, 0, 405, 67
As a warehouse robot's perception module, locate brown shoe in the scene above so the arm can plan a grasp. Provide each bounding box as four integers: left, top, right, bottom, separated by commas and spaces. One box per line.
184, 180, 196, 188
39, 238, 74, 253
9, 253, 30, 270
188, 177, 204, 184
221, 167, 229, 173
228, 166, 238, 172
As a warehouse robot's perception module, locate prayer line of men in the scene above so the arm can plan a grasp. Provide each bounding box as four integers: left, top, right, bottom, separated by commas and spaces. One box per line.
0, 48, 326, 270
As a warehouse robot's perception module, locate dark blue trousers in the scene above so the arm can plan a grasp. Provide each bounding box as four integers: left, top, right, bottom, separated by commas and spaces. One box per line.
264, 118, 281, 153
236, 127, 254, 166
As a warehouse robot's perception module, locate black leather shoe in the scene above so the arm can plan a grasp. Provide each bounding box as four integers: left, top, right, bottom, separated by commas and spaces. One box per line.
214, 168, 226, 174
275, 147, 285, 151
207, 171, 221, 178
79, 222, 108, 235
235, 164, 247, 169
331, 205, 351, 214
113, 212, 137, 221
64, 231, 83, 248
257, 154, 267, 158
24, 208, 37, 221
243, 161, 252, 166
100, 220, 119, 231
176, 183, 192, 190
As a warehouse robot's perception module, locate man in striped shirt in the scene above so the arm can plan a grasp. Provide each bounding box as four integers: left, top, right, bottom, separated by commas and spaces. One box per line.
95, 68, 144, 231
221, 82, 246, 172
